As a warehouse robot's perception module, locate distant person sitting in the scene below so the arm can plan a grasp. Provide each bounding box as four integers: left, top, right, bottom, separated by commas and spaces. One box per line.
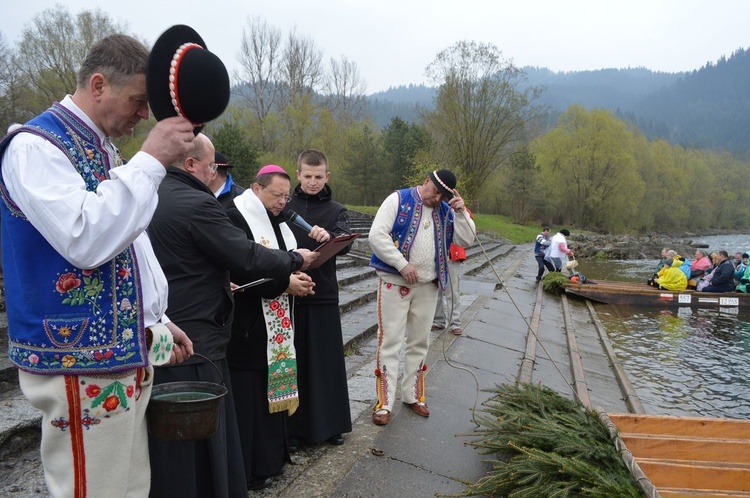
647, 247, 671, 285
653, 258, 688, 291
700, 251, 735, 293
696, 253, 719, 291
689, 250, 711, 279
733, 252, 749, 283
687, 249, 711, 288
735, 257, 750, 293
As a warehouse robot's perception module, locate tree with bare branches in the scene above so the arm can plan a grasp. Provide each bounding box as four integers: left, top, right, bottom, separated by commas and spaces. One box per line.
276, 30, 323, 156
422, 40, 545, 201
15, 6, 128, 114
324, 55, 367, 125
0, 33, 32, 132
236, 17, 282, 151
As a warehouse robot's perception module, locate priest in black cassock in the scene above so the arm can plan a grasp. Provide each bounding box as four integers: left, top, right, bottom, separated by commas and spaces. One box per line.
225, 164, 327, 491
286, 149, 353, 448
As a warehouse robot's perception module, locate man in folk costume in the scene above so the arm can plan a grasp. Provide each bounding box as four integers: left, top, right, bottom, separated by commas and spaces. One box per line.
226, 165, 328, 490
369, 170, 475, 426
0, 34, 195, 497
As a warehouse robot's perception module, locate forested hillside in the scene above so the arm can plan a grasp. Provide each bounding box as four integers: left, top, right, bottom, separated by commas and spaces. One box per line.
368, 50, 750, 158
633, 48, 750, 157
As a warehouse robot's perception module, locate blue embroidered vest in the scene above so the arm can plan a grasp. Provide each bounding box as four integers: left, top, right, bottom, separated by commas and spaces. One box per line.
369, 187, 454, 289
0, 103, 148, 374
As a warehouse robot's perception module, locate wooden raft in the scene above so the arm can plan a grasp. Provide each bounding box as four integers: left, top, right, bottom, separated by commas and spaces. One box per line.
610, 413, 750, 497
563, 279, 750, 309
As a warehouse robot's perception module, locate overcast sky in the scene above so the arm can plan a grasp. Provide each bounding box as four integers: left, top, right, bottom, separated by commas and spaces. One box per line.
3, 1, 748, 94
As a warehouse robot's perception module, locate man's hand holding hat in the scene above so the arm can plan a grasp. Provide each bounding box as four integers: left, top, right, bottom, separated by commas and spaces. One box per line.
141, 116, 195, 168
448, 189, 466, 214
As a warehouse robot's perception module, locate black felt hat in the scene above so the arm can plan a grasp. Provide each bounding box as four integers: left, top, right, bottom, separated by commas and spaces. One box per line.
146, 25, 230, 134
428, 169, 457, 200
214, 151, 231, 168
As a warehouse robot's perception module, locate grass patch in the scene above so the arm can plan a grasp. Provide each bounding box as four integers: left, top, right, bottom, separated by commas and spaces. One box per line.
461, 383, 642, 497
346, 206, 543, 244
347, 205, 379, 217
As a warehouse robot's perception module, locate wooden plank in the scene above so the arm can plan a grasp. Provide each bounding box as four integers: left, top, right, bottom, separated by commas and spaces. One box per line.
637, 460, 750, 492
563, 279, 750, 308
610, 413, 750, 440
660, 489, 750, 498
621, 434, 750, 463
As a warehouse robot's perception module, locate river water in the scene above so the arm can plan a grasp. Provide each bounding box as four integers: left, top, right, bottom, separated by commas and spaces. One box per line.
574, 234, 750, 419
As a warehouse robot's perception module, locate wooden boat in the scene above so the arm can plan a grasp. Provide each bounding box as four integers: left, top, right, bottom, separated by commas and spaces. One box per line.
605, 413, 750, 497
563, 279, 750, 309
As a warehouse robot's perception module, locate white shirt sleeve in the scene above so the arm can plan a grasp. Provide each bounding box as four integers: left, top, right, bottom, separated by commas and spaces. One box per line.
1, 133, 165, 269
368, 192, 410, 272
452, 209, 475, 247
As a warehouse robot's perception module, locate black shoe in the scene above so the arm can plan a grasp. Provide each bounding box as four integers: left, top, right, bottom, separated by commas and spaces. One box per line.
327, 434, 344, 445
288, 437, 301, 453
248, 476, 274, 491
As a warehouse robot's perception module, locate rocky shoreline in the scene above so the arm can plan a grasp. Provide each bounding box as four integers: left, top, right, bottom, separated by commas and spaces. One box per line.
566, 233, 728, 260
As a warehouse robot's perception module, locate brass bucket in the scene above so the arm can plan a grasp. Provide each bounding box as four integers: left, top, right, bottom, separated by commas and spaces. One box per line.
147, 354, 227, 442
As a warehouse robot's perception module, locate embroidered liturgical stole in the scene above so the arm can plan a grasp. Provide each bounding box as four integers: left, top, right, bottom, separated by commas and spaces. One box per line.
233, 191, 299, 415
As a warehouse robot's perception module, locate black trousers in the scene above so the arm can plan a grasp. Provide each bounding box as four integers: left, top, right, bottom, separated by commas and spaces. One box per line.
535, 253, 555, 280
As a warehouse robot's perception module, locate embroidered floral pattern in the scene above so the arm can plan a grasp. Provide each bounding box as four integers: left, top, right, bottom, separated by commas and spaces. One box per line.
50, 373, 140, 432
263, 294, 299, 412
150, 332, 173, 364
4, 105, 147, 375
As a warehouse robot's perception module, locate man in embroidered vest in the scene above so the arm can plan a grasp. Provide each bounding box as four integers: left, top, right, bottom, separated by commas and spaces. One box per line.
147, 138, 318, 497
0, 35, 196, 497
369, 170, 475, 426
225, 164, 327, 490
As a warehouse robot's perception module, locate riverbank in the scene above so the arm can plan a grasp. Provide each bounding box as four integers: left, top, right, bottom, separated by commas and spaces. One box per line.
567, 230, 749, 260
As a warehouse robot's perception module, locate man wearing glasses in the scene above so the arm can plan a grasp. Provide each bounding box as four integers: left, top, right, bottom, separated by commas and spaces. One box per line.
224, 164, 328, 490
146, 134, 318, 496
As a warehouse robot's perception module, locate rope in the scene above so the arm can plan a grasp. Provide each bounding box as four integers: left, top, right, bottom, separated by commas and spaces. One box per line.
437, 210, 587, 427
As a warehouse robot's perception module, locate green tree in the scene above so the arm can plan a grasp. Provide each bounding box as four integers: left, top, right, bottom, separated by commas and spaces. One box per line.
210, 121, 260, 186
380, 117, 431, 190
341, 125, 383, 205
535, 105, 644, 232
505, 146, 540, 224
422, 40, 545, 200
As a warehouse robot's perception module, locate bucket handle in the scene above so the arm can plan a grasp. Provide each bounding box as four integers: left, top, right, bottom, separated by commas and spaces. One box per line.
192, 353, 226, 386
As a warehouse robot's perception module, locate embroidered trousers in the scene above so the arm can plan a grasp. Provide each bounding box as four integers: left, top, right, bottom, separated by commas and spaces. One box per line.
19, 367, 153, 498
374, 279, 439, 412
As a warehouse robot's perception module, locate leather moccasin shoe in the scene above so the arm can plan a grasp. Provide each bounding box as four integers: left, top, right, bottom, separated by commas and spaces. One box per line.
451, 327, 463, 336
372, 409, 391, 426
430, 324, 442, 331
405, 402, 430, 417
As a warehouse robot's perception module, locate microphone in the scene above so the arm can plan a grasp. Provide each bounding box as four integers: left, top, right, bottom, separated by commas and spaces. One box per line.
282, 209, 313, 233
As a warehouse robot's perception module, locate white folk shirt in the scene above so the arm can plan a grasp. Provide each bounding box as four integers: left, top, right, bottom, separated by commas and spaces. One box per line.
369, 189, 476, 287
1, 95, 169, 328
